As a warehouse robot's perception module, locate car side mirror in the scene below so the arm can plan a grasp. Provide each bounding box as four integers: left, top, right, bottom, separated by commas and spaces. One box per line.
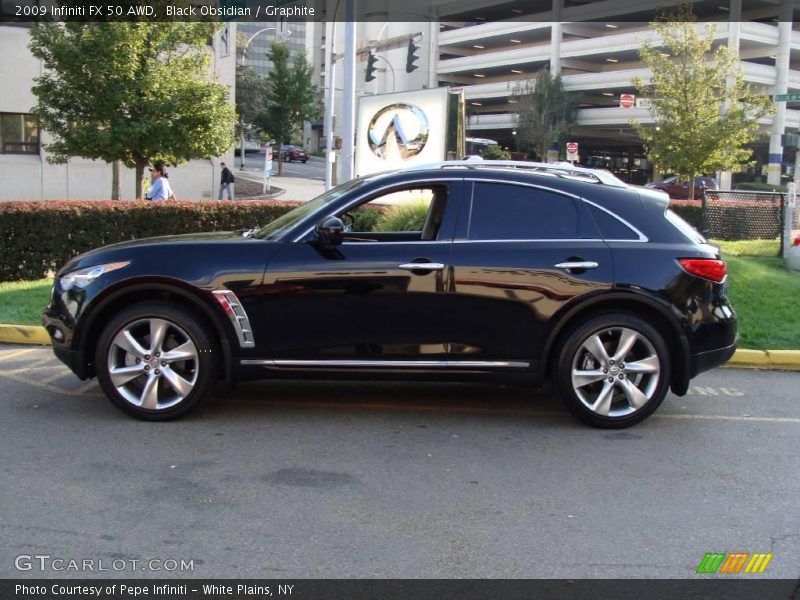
315, 216, 344, 246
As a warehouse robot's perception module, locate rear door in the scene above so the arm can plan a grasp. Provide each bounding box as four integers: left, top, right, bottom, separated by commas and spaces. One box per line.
446, 180, 614, 367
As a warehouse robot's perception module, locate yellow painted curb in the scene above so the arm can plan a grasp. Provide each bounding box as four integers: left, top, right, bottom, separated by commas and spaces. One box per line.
0, 324, 799, 370
726, 349, 800, 371
0, 324, 50, 345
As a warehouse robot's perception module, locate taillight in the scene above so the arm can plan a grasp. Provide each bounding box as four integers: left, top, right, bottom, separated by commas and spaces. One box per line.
678, 258, 727, 283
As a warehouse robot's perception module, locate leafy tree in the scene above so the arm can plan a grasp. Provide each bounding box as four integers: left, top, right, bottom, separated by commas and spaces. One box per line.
255, 42, 321, 175
29, 22, 236, 199
236, 65, 269, 130
633, 4, 773, 200
512, 69, 580, 162
481, 144, 511, 160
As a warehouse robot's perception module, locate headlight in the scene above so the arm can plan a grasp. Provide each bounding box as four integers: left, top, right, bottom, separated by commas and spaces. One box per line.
59, 261, 130, 291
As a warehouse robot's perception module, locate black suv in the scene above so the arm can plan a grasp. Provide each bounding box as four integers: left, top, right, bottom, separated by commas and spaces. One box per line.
43, 161, 737, 427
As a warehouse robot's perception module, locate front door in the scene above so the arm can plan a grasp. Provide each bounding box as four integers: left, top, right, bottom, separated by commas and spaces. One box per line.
260, 181, 465, 363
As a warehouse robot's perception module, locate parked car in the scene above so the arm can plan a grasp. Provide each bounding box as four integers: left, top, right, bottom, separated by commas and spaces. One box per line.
276, 145, 309, 163
645, 176, 718, 199
43, 161, 737, 428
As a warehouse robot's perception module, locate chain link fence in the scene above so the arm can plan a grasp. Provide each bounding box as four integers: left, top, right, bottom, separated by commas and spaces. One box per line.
702, 190, 796, 256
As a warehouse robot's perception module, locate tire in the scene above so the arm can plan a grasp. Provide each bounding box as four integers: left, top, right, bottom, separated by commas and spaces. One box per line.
95, 302, 218, 421
302, 159, 307, 163
553, 314, 671, 428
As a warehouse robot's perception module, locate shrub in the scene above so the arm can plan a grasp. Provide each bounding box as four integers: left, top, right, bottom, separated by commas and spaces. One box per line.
0, 199, 301, 281
735, 182, 787, 193
374, 202, 430, 232
348, 206, 384, 232
481, 145, 511, 160
668, 200, 704, 230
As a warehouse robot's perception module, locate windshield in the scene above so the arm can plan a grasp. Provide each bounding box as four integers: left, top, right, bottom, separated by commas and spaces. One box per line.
254, 178, 367, 240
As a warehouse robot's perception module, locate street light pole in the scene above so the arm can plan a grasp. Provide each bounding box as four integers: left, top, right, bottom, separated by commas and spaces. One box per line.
239, 27, 291, 170
341, 0, 356, 182
324, 20, 337, 190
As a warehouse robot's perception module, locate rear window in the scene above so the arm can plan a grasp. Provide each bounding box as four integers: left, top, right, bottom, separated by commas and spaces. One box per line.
666, 209, 706, 244
468, 182, 578, 240
588, 206, 640, 240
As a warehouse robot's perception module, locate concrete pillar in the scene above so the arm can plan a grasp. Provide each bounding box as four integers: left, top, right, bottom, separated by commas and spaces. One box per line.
767, 0, 793, 186
550, 0, 562, 75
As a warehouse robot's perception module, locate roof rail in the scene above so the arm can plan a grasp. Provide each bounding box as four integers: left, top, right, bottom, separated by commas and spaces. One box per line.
406, 160, 629, 188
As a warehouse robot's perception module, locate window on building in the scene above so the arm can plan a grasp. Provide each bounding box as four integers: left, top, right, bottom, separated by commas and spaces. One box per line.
467, 182, 579, 240
0, 113, 39, 154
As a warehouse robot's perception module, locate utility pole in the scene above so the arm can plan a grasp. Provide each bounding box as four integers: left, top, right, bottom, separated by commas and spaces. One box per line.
323, 20, 336, 191
341, 0, 357, 183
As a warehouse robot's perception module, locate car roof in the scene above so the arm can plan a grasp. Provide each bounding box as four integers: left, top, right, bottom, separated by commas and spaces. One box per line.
358, 161, 631, 195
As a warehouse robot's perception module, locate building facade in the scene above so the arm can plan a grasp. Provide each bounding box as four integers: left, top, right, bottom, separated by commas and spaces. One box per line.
0, 24, 236, 201
314, 0, 800, 185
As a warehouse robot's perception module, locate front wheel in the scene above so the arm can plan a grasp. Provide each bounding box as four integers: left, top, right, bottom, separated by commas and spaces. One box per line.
554, 314, 671, 428
95, 303, 218, 421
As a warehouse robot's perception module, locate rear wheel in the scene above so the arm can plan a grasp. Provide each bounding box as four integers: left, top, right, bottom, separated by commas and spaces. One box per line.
95, 303, 217, 421
554, 314, 670, 428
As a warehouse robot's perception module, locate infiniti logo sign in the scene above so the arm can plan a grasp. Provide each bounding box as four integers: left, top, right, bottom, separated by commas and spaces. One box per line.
367, 103, 429, 161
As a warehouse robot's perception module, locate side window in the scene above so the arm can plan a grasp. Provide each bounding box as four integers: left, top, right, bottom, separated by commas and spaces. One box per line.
467, 183, 578, 240
341, 186, 448, 240
588, 205, 640, 241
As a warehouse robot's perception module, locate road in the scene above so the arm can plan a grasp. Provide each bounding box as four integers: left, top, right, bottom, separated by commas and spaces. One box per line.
1, 344, 798, 579
237, 152, 325, 181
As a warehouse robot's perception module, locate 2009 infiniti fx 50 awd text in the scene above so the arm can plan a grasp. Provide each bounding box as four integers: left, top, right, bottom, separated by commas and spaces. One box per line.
43, 161, 737, 428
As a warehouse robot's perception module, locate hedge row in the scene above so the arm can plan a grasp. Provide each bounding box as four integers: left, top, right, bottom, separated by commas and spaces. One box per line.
0, 200, 301, 281
668, 201, 703, 230
1, 198, 708, 282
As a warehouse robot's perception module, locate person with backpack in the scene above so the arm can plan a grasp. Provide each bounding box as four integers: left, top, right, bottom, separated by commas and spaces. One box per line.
219, 162, 235, 201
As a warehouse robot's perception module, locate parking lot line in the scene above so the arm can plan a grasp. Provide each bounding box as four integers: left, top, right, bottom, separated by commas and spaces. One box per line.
0, 347, 37, 362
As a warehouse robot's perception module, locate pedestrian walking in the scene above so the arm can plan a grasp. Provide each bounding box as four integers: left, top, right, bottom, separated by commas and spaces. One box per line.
145, 161, 175, 201
219, 162, 235, 201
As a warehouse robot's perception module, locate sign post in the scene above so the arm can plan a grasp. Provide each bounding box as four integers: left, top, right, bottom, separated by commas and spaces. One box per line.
566, 142, 579, 163
263, 144, 273, 196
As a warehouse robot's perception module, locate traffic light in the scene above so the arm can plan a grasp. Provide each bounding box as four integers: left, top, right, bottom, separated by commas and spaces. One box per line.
365, 52, 378, 82
406, 39, 419, 73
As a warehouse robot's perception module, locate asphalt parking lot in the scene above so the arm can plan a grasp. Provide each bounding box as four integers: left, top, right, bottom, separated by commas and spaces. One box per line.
1, 344, 798, 579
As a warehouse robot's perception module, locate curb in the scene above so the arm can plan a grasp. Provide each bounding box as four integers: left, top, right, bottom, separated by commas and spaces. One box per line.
1, 324, 799, 371
726, 349, 800, 371
0, 324, 50, 345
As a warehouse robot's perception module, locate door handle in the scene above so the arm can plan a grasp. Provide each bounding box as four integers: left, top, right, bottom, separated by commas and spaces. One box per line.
398, 262, 445, 271
554, 261, 599, 271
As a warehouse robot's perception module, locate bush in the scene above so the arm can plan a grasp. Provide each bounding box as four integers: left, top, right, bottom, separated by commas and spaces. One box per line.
735, 182, 787, 193
668, 200, 704, 230
0, 199, 302, 281
374, 202, 430, 232
481, 145, 511, 160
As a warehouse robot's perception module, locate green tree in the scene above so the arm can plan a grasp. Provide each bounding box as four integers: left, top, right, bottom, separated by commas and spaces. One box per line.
512, 69, 580, 162
255, 42, 321, 175
481, 144, 511, 160
29, 22, 236, 199
633, 4, 773, 200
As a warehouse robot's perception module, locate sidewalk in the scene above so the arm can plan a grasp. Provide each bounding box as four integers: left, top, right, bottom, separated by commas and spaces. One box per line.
237, 172, 324, 202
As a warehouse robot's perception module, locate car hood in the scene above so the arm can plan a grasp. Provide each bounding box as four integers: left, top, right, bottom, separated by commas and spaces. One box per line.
57, 230, 258, 275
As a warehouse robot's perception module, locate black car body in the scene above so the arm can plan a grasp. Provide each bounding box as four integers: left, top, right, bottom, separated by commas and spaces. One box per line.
43, 161, 737, 427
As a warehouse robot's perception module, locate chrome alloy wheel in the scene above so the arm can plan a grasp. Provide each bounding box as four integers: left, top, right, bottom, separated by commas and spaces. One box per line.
570, 327, 660, 418
106, 318, 199, 410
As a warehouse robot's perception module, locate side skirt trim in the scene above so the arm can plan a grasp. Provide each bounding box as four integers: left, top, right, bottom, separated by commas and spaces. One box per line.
240, 359, 530, 370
